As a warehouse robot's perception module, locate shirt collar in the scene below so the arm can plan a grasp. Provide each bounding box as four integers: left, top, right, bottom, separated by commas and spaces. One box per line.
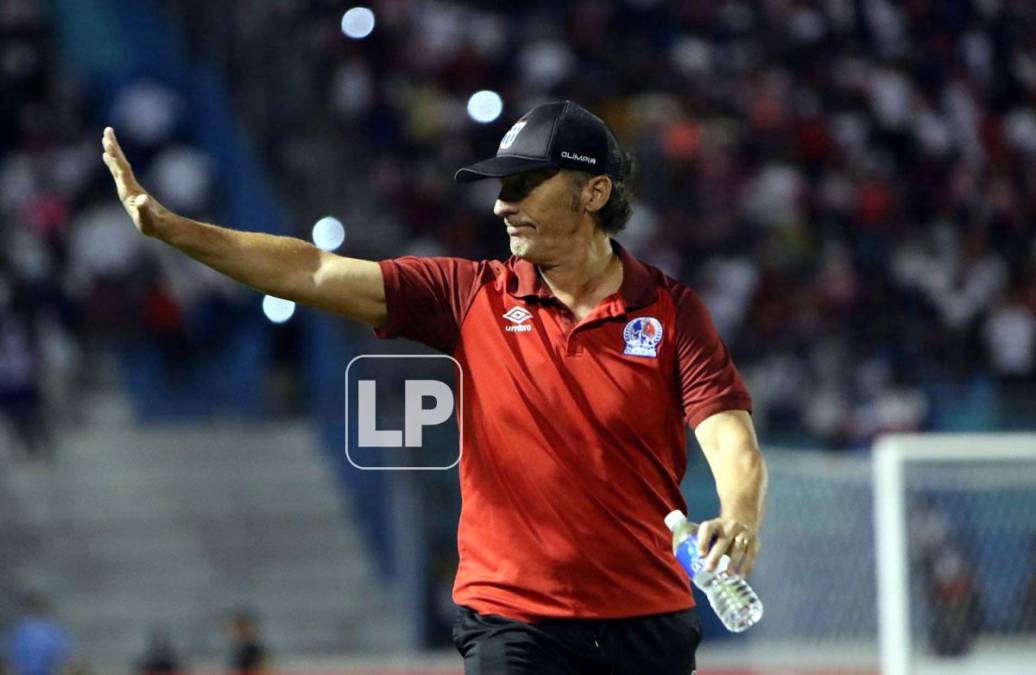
507, 240, 658, 311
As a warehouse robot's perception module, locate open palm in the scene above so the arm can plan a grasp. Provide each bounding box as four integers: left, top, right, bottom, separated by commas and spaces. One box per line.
101, 126, 166, 236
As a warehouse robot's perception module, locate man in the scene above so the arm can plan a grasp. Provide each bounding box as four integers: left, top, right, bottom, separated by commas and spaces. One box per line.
1, 592, 74, 675
102, 100, 767, 674
225, 610, 268, 675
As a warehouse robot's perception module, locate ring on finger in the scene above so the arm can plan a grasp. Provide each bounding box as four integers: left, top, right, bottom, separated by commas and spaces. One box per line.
734, 535, 750, 548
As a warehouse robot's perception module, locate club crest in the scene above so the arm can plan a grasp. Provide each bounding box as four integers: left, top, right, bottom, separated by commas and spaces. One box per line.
623, 317, 663, 358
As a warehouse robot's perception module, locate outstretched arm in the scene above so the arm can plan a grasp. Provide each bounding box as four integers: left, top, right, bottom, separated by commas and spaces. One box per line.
693, 409, 768, 576
101, 127, 387, 327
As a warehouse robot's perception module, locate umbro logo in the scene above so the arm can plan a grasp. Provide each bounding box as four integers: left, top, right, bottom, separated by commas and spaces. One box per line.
502, 306, 533, 333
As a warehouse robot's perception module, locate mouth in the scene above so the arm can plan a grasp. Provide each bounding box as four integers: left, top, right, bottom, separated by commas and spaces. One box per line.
505, 219, 534, 235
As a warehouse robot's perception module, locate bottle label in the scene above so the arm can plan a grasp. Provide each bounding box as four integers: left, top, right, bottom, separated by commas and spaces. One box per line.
675, 536, 706, 580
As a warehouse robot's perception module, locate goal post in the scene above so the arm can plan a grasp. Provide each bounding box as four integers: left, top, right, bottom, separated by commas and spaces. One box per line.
873, 433, 1036, 675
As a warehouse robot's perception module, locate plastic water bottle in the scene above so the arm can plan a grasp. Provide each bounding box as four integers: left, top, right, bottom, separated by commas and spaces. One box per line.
664, 510, 764, 633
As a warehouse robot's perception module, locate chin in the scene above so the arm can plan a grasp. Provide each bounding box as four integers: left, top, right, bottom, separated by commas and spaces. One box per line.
509, 237, 553, 264
509, 238, 532, 258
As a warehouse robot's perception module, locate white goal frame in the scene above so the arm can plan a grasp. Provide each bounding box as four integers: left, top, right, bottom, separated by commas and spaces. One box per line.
873, 433, 1036, 675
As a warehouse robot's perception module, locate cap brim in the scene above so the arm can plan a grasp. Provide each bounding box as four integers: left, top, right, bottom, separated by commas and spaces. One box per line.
454, 156, 556, 183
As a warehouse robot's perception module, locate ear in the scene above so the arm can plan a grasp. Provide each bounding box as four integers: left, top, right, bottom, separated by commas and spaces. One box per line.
583, 175, 613, 214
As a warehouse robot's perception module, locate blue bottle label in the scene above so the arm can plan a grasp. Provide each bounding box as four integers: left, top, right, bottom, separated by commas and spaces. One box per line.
675, 537, 706, 580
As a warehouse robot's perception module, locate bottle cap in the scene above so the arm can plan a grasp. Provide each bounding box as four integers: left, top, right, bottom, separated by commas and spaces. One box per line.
664, 510, 687, 532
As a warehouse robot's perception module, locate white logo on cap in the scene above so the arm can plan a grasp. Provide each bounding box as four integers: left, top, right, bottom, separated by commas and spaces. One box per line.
561, 151, 596, 165
499, 121, 527, 150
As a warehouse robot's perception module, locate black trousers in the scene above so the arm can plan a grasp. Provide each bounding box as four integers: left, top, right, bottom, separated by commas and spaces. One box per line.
452, 606, 701, 675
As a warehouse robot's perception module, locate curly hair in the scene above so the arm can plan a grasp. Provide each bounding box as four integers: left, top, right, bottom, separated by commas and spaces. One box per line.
565, 156, 634, 235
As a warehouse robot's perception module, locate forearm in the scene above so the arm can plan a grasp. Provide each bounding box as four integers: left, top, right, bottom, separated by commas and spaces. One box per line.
697, 409, 768, 531
156, 214, 320, 298
154, 214, 387, 326
712, 441, 768, 531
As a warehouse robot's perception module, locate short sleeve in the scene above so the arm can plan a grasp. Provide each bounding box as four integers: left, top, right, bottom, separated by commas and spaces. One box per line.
672, 285, 753, 428
375, 256, 487, 353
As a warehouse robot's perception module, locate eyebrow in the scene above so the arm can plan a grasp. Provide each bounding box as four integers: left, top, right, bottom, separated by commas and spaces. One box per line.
501, 169, 558, 198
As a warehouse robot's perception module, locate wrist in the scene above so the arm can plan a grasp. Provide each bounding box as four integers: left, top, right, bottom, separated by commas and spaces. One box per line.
721, 512, 760, 532
153, 211, 186, 244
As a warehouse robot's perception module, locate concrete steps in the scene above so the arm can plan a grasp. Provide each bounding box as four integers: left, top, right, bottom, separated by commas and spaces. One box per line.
0, 398, 404, 670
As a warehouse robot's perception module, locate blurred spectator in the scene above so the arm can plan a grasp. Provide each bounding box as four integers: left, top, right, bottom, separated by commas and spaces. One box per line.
0, 275, 52, 460
0, 592, 74, 675
225, 610, 267, 675
924, 544, 982, 656
911, 497, 982, 657
852, 366, 931, 443
984, 281, 1036, 427
109, 80, 184, 151
149, 145, 214, 218
1019, 536, 1036, 632
984, 289, 1036, 378
134, 628, 182, 675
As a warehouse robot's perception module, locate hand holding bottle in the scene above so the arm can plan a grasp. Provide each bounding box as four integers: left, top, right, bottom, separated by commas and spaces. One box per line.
665, 510, 764, 633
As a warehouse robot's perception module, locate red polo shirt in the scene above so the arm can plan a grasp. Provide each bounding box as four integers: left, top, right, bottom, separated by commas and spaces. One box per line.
375, 241, 751, 621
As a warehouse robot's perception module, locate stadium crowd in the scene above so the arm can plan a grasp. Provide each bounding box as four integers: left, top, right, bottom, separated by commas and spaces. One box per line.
0, 0, 251, 450
3, 0, 1036, 455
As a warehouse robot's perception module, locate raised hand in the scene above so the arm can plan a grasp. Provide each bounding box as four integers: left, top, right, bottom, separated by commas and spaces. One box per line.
101, 127, 167, 237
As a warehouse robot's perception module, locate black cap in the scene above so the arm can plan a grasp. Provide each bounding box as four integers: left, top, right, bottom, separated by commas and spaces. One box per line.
455, 100, 627, 183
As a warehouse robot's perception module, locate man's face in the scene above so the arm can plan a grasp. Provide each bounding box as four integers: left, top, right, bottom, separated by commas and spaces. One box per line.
494, 169, 585, 261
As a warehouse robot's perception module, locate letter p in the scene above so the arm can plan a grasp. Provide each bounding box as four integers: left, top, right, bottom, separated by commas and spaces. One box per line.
405, 380, 454, 447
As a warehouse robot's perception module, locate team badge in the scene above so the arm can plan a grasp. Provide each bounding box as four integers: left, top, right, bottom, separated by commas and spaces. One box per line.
623, 317, 663, 357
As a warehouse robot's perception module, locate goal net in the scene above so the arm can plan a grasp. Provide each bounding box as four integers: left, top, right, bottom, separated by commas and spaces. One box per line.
874, 433, 1036, 675
700, 447, 880, 673
701, 438, 1036, 675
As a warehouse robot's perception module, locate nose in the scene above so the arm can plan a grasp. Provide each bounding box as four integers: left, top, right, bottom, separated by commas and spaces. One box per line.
494, 199, 518, 218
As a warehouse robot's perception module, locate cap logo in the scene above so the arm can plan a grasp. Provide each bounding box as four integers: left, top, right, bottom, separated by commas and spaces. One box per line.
561, 151, 596, 165
499, 121, 527, 150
